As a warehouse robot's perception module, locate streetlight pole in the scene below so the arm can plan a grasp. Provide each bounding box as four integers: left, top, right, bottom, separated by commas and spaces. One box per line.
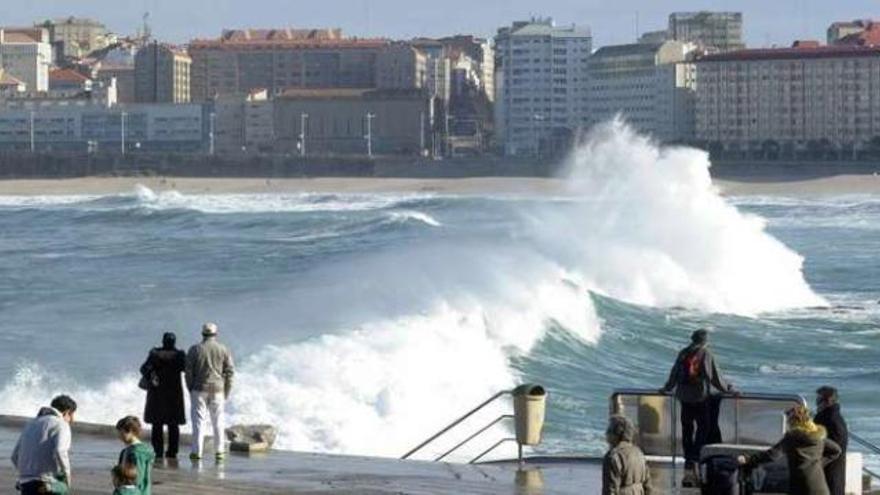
532, 114, 545, 157
29, 111, 35, 153
365, 112, 375, 158
299, 112, 308, 158
209, 111, 216, 155
419, 111, 425, 156
121, 111, 127, 155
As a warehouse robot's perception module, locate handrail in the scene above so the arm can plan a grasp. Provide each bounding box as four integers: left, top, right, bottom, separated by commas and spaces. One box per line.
851, 432, 880, 456
609, 388, 808, 412
864, 467, 880, 483
469, 437, 517, 464
401, 389, 513, 460
434, 415, 514, 462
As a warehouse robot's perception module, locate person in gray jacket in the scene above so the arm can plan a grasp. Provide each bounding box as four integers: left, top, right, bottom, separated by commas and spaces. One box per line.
602, 415, 653, 495
660, 329, 735, 485
186, 322, 234, 461
11, 395, 77, 495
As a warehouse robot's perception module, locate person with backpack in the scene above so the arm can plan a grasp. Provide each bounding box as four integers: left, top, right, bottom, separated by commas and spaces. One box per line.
660, 328, 735, 486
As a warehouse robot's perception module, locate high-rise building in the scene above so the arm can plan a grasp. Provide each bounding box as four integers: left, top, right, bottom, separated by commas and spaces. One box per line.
0, 28, 52, 92
188, 28, 390, 101
37, 17, 114, 61
134, 41, 191, 103
695, 43, 880, 158
494, 18, 592, 156
376, 43, 426, 90
668, 12, 744, 52
586, 41, 697, 142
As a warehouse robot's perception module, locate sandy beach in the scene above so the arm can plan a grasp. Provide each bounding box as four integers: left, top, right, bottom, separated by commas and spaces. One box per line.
0, 174, 878, 196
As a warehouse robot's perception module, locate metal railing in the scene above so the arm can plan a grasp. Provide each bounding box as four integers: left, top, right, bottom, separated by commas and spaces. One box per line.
401, 389, 515, 463
850, 432, 880, 485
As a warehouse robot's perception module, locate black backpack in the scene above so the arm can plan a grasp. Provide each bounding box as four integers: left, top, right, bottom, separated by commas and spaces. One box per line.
700, 455, 742, 495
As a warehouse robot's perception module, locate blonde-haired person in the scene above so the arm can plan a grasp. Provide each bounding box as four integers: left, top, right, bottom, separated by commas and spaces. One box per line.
738, 405, 841, 495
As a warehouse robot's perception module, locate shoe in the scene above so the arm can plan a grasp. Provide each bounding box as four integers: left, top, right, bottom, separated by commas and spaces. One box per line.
189, 453, 202, 461
215, 452, 226, 462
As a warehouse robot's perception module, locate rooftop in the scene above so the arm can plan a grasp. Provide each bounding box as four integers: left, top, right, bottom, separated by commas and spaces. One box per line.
0, 70, 23, 87
837, 22, 880, 46
221, 28, 343, 42
278, 88, 428, 100
191, 28, 386, 50
50, 68, 91, 83
697, 43, 880, 62
0, 28, 47, 44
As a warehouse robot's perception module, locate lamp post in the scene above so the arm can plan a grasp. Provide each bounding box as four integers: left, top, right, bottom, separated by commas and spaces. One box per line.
121, 111, 127, 155
29, 111, 35, 153
299, 112, 309, 157
532, 114, 545, 157
365, 112, 375, 158
209, 111, 216, 155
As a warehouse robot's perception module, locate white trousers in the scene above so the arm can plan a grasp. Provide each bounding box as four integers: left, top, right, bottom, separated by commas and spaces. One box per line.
190, 391, 226, 456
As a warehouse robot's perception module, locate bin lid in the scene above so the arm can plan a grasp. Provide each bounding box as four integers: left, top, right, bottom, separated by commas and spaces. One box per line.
513, 384, 546, 397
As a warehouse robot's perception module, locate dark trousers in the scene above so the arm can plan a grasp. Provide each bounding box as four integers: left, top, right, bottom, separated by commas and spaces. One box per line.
681, 400, 712, 466
150, 423, 180, 457
19, 479, 68, 495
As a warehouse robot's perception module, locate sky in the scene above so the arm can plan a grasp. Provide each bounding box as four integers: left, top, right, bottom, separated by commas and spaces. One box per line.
3, 0, 878, 48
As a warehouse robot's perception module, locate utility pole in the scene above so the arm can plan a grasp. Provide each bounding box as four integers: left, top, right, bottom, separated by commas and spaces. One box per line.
121, 111, 127, 155
299, 112, 308, 157
209, 111, 216, 155
419, 111, 425, 156
29, 111, 35, 153
365, 112, 375, 158
444, 113, 452, 157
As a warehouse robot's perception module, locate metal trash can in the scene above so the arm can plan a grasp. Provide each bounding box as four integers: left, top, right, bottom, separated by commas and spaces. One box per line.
513, 384, 547, 446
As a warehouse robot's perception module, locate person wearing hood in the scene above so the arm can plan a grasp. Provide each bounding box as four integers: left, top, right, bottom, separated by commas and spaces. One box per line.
185, 322, 235, 461
602, 415, 653, 495
739, 405, 841, 495
140, 332, 186, 459
813, 386, 848, 495
11, 395, 77, 495
660, 329, 734, 485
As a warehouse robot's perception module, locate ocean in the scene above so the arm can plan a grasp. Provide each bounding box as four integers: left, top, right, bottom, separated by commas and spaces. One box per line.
1, 123, 877, 463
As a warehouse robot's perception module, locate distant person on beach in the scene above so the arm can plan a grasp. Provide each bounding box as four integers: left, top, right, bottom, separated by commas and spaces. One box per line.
739, 405, 841, 495
602, 415, 653, 495
140, 332, 186, 459
115, 416, 154, 495
185, 322, 235, 461
11, 395, 77, 495
110, 462, 139, 495
660, 328, 735, 486
814, 386, 849, 495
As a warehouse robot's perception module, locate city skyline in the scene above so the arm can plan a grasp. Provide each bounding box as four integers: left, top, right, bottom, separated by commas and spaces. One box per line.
8, 0, 879, 47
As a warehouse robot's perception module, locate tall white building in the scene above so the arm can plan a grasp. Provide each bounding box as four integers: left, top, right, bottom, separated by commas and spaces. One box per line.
0, 28, 52, 92
586, 41, 697, 142
695, 43, 880, 157
494, 18, 592, 156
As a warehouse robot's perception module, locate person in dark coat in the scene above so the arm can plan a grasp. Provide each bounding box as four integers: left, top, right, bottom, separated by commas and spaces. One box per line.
814, 386, 848, 495
660, 328, 735, 486
141, 332, 186, 459
740, 405, 841, 495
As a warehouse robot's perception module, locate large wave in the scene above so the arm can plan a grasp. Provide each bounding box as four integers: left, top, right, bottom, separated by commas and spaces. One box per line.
0, 121, 824, 460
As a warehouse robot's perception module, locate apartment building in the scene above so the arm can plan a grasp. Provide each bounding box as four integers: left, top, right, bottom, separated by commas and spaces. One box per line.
134, 41, 191, 103
669, 12, 744, 52
188, 28, 390, 101
586, 41, 697, 142
695, 43, 880, 157
494, 18, 592, 156
0, 28, 52, 92
38, 17, 114, 61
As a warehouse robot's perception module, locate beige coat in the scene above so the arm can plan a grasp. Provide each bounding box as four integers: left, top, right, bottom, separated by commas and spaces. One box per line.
602, 441, 654, 495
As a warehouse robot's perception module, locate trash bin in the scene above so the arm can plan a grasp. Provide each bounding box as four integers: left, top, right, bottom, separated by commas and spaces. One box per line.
513, 384, 547, 446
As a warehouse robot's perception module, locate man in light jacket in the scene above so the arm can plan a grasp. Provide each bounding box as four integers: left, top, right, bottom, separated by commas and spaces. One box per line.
602, 415, 653, 495
11, 395, 77, 495
186, 322, 234, 461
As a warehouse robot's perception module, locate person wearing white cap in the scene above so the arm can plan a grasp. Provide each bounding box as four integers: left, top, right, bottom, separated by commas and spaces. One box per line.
185, 322, 235, 461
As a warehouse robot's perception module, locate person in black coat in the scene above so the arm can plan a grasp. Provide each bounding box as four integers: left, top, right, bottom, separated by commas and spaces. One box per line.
814, 386, 848, 495
141, 332, 187, 459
